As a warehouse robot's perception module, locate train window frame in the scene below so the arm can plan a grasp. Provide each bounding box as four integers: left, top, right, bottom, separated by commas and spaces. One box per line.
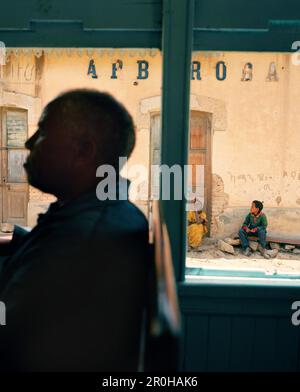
159, 0, 300, 285
183, 3, 300, 284
1, 0, 300, 286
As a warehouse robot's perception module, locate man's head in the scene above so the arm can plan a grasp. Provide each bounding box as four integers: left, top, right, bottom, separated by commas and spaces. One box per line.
24, 89, 135, 200
251, 200, 264, 215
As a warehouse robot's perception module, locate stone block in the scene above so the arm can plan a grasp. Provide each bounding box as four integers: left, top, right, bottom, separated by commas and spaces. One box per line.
285, 245, 295, 251
224, 238, 241, 246
249, 241, 258, 252
218, 240, 235, 254
270, 242, 280, 250
267, 249, 279, 258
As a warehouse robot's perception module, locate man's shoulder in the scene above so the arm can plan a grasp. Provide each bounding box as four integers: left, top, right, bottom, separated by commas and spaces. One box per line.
101, 200, 148, 233
63, 196, 146, 223
5, 200, 149, 280
83, 201, 149, 260
68, 199, 148, 236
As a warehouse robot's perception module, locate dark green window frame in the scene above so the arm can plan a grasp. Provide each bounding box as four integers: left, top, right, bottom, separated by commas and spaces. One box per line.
1, 0, 300, 285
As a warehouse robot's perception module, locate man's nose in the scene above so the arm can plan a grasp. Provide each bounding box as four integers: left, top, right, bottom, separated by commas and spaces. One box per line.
25, 130, 39, 150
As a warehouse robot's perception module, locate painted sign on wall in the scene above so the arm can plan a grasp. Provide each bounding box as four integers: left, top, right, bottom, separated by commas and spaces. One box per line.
87, 59, 279, 82
87, 59, 149, 80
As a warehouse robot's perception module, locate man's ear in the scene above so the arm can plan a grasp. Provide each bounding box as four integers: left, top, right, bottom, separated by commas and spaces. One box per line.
74, 139, 97, 166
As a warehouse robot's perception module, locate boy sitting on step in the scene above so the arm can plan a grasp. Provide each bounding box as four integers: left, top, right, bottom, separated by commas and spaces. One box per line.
238, 200, 270, 259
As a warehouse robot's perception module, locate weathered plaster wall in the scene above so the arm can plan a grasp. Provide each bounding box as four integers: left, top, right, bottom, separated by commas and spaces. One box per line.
39, 50, 162, 223
22, 50, 162, 224
191, 51, 300, 236
216, 207, 300, 239
2, 50, 300, 235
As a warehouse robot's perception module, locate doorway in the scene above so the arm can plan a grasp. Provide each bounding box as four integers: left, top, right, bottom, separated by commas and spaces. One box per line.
188, 111, 212, 232
149, 111, 212, 232
0, 108, 29, 229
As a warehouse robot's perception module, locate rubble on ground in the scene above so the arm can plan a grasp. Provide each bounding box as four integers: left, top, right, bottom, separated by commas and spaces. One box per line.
249, 241, 258, 252
217, 240, 235, 254
270, 242, 280, 250
188, 235, 300, 261
224, 238, 240, 246
285, 245, 295, 251
187, 236, 300, 273
267, 249, 279, 258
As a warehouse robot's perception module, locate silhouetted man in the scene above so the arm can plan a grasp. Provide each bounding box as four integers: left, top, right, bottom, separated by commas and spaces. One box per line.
0, 89, 149, 371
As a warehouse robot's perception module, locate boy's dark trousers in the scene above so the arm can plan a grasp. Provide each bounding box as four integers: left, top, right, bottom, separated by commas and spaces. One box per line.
238, 227, 267, 249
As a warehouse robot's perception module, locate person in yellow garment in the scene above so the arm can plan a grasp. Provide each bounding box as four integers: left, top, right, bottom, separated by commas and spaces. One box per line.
187, 198, 208, 250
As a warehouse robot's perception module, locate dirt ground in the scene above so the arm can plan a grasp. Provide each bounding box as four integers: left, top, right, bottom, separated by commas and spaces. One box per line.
186, 238, 300, 275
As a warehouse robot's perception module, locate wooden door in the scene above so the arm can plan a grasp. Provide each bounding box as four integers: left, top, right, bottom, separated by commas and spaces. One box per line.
148, 113, 161, 235
149, 114, 161, 202
0, 108, 29, 227
188, 111, 212, 229
149, 112, 212, 230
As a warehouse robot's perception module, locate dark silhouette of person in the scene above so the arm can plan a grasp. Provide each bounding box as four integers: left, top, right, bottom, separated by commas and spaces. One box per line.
0, 89, 150, 371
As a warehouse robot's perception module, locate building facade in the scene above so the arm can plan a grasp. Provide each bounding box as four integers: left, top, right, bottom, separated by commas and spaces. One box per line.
0, 48, 299, 238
